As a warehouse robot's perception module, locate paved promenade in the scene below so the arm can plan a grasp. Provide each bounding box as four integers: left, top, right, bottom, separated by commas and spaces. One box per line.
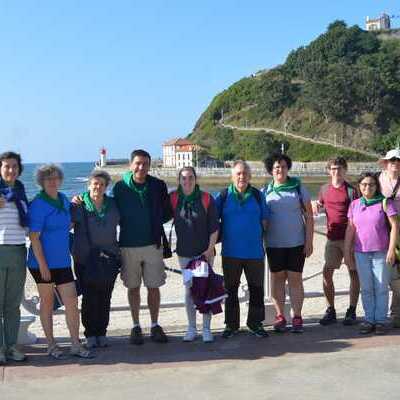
2, 323, 400, 399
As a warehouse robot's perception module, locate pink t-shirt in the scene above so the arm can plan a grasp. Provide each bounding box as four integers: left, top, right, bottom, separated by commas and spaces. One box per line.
347, 198, 398, 252
379, 172, 400, 211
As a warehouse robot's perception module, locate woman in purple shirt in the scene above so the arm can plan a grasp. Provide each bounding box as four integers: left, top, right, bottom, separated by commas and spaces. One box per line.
344, 172, 398, 335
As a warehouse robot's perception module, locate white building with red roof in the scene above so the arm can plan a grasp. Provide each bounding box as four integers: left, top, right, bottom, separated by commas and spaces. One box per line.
162, 138, 198, 168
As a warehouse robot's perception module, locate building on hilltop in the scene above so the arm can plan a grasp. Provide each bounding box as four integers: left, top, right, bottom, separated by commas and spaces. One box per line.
162, 138, 199, 168
366, 13, 391, 31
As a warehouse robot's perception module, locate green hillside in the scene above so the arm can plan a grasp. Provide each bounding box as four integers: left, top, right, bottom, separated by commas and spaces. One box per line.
189, 21, 400, 161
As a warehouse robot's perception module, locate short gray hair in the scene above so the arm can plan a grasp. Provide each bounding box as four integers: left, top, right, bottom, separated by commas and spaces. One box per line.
231, 160, 251, 175
89, 170, 112, 187
36, 164, 64, 187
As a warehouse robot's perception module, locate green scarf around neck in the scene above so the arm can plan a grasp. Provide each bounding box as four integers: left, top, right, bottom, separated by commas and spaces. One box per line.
36, 190, 66, 212
269, 176, 301, 194
82, 191, 110, 218
122, 171, 148, 205
177, 184, 201, 209
360, 193, 385, 207
228, 183, 253, 204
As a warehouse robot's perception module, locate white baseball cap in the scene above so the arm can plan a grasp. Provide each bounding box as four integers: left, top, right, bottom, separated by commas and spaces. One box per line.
381, 148, 400, 160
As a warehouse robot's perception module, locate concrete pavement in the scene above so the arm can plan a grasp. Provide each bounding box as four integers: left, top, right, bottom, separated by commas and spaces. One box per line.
2, 320, 400, 400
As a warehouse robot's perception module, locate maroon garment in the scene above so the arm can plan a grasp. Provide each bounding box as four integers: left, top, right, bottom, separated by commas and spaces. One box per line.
318, 182, 358, 241
185, 257, 227, 315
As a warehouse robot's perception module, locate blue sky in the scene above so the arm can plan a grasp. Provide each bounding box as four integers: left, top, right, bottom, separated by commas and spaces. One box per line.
0, 1, 399, 163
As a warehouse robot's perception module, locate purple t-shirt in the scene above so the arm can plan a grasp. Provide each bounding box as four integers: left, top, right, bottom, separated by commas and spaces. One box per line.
347, 198, 398, 252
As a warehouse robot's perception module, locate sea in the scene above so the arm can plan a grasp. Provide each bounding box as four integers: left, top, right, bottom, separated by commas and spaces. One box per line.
20, 161, 322, 200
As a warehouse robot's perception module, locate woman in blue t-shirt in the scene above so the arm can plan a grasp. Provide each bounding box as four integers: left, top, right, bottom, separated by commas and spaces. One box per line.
28, 164, 92, 359
263, 153, 314, 334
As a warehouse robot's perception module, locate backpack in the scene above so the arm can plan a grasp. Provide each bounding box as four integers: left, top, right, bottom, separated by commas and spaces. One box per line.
170, 190, 211, 216
265, 181, 306, 212
320, 182, 356, 204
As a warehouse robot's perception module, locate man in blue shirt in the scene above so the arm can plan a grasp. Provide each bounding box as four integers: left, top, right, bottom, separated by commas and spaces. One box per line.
215, 160, 270, 338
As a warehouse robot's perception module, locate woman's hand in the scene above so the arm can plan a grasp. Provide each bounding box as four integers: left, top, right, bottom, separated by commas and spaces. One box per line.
304, 240, 313, 258
344, 252, 356, 270
202, 247, 215, 263
39, 264, 51, 282
387, 248, 396, 266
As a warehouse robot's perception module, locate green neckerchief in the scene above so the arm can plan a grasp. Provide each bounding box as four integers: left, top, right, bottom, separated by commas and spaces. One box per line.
82, 191, 110, 219
228, 183, 253, 204
360, 194, 385, 207
36, 190, 66, 212
269, 176, 301, 194
177, 184, 201, 210
122, 171, 148, 205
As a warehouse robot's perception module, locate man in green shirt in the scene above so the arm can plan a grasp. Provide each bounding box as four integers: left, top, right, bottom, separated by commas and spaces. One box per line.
113, 149, 171, 345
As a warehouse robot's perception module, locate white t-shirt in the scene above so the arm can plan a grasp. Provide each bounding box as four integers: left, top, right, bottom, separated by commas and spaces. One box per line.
0, 201, 27, 245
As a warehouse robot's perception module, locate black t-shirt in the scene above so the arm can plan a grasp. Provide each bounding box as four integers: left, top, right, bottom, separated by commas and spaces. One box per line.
174, 195, 219, 258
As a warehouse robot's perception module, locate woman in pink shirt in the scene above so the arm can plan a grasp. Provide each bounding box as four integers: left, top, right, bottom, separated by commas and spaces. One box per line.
344, 172, 398, 335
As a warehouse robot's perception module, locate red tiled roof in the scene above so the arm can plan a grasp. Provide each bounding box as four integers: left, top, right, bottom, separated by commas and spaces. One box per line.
163, 138, 194, 146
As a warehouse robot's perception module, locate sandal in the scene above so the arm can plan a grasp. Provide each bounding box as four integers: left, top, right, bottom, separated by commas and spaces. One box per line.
47, 344, 65, 360
70, 344, 95, 359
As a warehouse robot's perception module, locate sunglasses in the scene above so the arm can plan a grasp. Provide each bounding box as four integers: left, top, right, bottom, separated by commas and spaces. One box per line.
388, 158, 400, 162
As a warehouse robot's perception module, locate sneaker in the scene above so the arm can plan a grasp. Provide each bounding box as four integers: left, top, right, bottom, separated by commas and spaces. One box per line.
319, 307, 337, 326
96, 336, 109, 348
359, 321, 374, 334
221, 327, 237, 339
150, 325, 168, 343
343, 306, 357, 326
248, 324, 269, 338
202, 329, 214, 343
6, 346, 26, 362
291, 316, 304, 333
183, 327, 197, 342
86, 336, 97, 349
130, 326, 144, 345
375, 323, 386, 335
0, 348, 6, 365
70, 344, 95, 359
273, 315, 287, 333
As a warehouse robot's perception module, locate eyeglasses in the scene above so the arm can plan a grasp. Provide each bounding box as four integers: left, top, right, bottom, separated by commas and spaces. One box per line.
359, 182, 376, 187
388, 158, 400, 162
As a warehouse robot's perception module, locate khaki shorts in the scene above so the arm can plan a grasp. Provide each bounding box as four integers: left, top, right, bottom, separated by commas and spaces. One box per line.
324, 240, 355, 270
120, 245, 166, 289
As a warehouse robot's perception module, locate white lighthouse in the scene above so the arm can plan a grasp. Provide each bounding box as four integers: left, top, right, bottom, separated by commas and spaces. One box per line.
100, 148, 107, 167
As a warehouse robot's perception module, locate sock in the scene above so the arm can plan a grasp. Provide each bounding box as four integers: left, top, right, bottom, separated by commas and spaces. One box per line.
133, 323, 140, 328
151, 322, 158, 328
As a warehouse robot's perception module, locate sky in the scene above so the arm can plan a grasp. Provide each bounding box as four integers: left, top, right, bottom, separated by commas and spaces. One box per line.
0, 1, 399, 163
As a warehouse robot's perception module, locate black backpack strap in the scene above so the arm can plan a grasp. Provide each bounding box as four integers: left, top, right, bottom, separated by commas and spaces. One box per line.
250, 186, 262, 207
295, 185, 306, 212
391, 177, 400, 199
81, 206, 94, 250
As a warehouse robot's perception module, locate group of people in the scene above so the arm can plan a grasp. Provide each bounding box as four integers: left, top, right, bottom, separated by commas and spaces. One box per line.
0, 147, 400, 365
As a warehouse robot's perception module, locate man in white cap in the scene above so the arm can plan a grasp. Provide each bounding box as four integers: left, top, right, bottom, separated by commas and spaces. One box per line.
378, 148, 400, 327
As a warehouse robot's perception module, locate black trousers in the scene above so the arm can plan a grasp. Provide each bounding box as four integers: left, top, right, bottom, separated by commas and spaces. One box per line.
222, 257, 265, 330
76, 263, 116, 338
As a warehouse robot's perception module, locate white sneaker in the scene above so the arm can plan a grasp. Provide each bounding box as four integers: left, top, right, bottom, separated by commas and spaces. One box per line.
183, 327, 197, 342
202, 329, 214, 343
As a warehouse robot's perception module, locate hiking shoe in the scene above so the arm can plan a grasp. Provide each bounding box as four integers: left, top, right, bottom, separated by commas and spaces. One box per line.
319, 307, 337, 326
248, 324, 269, 338
221, 327, 237, 339
130, 326, 144, 345
202, 329, 214, 343
86, 336, 97, 349
96, 336, 109, 348
273, 315, 287, 333
183, 327, 197, 342
6, 346, 26, 362
359, 321, 374, 334
343, 306, 357, 326
375, 323, 386, 335
150, 325, 168, 343
291, 316, 304, 334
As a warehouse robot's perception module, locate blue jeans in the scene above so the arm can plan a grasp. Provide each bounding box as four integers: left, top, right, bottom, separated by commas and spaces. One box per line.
355, 251, 390, 324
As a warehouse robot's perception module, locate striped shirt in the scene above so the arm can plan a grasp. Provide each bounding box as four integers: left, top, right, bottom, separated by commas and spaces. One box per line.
0, 201, 27, 245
